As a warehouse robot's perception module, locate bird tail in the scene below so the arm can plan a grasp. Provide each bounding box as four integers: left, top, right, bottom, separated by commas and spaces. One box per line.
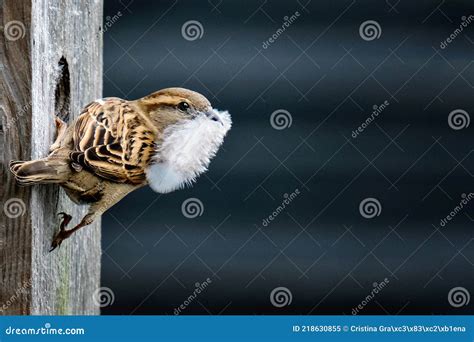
9, 157, 70, 186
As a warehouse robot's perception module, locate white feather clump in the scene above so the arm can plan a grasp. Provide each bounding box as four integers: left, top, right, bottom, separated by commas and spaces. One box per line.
146, 110, 231, 193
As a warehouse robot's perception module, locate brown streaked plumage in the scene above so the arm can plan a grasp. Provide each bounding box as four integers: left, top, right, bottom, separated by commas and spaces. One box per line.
9, 87, 231, 251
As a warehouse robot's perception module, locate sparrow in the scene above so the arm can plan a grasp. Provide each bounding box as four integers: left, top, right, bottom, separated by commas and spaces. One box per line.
9, 87, 232, 251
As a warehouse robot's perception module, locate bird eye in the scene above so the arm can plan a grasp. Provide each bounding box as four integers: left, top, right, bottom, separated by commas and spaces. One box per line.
177, 102, 190, 112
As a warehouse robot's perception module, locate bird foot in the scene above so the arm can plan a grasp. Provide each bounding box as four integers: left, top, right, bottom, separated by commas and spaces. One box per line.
55, 116, 67, 130
49, 117, 68, 152
49, 212, 73, 252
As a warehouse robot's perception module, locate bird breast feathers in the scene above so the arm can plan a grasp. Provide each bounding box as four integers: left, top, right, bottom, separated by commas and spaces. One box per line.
146, 110, 232, 193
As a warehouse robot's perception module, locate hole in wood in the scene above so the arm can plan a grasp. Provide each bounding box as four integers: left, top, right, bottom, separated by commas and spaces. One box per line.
55, 56, 71, 123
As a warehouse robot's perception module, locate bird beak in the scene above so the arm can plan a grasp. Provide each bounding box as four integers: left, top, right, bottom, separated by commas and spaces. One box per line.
205, 110, 223, 126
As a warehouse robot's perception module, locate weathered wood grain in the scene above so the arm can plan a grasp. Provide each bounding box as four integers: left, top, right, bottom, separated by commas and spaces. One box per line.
1, 0, 103, 314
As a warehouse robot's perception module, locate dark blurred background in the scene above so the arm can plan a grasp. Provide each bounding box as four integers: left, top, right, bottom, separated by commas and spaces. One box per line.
101, 0, 473, 314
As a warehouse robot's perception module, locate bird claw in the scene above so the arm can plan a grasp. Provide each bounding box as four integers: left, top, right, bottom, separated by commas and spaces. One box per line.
50, 212, 73, 252
55, 116, 66, 129
50, 117, 67, 152
49, 238, 61, 252
49, 229, 72, 252
57, 212, 72, 230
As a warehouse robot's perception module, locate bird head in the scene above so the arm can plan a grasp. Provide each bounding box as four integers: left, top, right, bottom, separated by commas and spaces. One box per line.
137, 87, 231, 133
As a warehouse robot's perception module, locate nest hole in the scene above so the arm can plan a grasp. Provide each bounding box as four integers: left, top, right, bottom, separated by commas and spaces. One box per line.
54, 57, 71, 123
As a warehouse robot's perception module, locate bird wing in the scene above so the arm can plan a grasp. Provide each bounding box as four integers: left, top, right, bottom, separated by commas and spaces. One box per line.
71, 98, 156, 184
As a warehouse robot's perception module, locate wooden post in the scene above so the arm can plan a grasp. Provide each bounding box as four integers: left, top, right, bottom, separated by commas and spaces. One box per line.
0, 0, 103, 314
